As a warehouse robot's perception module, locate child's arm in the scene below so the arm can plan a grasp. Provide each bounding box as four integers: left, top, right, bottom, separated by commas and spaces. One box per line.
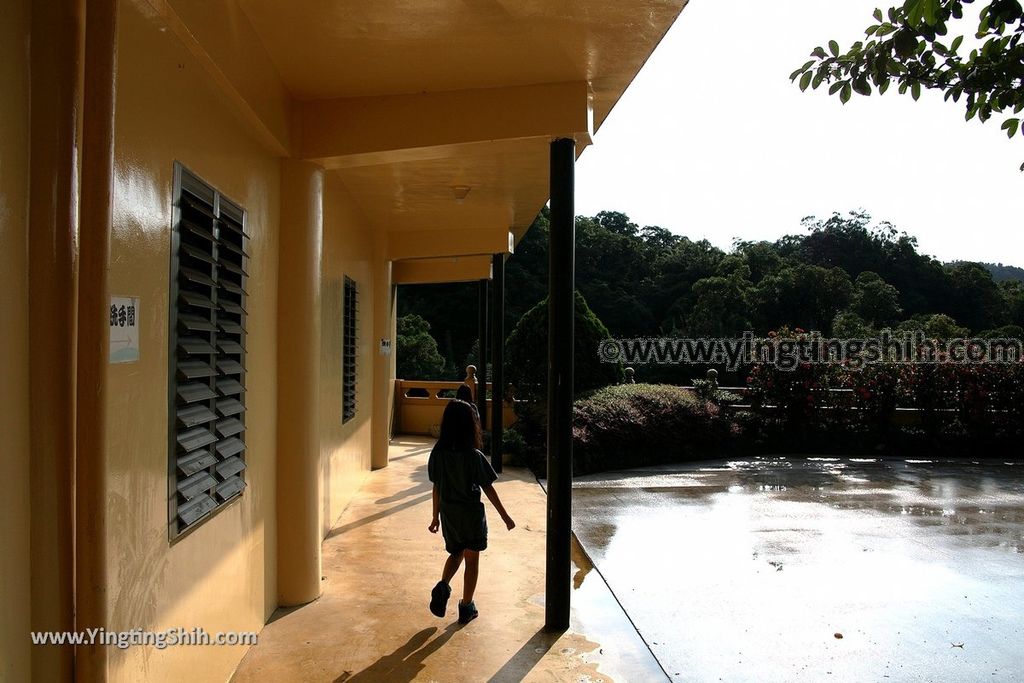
428, 484, 440, 533
482, 484, 515, 530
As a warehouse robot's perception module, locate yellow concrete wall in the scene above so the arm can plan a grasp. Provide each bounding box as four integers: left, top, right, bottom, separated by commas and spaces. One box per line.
320, 175, 375, 535
103, 3, 279, 681
0, 0, 33, 679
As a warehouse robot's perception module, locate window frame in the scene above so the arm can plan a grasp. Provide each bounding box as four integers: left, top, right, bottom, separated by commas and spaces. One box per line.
342, 276, 357, 424
167, 162, 249, 543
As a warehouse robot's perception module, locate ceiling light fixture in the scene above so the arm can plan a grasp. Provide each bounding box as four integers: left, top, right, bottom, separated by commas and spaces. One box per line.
451, 185, 471, 203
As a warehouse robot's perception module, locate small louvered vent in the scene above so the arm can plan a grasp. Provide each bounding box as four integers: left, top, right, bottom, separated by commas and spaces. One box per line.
343, 276, 357, 423
169, 164, 248, 539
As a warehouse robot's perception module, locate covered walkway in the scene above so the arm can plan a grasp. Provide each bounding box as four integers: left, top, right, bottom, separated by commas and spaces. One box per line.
231, 437, 664, 682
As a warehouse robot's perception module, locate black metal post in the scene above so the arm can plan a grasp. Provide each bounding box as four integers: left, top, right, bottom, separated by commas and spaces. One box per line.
545, 137, 575, 631
477, 278, 489, 438
490, 253, 505, 473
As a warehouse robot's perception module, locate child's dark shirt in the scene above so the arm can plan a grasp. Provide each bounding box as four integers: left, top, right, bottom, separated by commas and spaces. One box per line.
428, 445, 498, 553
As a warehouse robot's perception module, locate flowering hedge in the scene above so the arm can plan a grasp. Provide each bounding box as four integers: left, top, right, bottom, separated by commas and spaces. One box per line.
744, 330, 1024, 452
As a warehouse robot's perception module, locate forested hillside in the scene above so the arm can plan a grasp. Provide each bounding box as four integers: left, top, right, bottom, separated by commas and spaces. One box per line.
397, 209, 1024, 380
949, 261, 1024, 283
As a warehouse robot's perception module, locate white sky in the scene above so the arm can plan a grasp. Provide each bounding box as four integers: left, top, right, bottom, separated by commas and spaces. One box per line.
575, 0, 1023, 266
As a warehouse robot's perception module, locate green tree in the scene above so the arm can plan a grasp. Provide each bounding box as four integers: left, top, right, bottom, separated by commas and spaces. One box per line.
686, 272, 754, 336
832, 310, 875, 337
852, 271, 904, 326
897, 312, 971, 337
1001, 279, 1024, 326
396, 314, 446, 380
752, 264, 855, 333
791, 0, 1024, 166
734, 240, 784, 284
504, 291, 622, 400
947, 261, 1005, 330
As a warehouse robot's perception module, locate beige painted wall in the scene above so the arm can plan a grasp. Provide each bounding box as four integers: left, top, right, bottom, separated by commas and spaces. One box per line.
0, 0, 34, 679
103, 3, 279, 681
320, 175, 375, 534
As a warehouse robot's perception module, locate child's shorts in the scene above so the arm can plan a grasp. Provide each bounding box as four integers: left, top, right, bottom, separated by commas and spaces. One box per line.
444, 537, 487, 555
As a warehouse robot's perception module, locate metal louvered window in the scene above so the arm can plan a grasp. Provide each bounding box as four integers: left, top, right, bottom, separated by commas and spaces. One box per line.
168, 163, 248, 540
343, 276, 357, 423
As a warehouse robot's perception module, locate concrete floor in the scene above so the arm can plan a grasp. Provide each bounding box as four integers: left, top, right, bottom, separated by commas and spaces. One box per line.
231, 436, 664, 683
573, 457, 1024, 682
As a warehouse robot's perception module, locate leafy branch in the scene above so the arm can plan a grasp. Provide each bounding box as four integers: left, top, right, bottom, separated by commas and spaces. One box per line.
791, 0, 1024, 167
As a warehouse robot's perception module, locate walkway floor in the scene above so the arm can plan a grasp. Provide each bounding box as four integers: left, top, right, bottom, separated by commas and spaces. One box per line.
231, 436, 664, 683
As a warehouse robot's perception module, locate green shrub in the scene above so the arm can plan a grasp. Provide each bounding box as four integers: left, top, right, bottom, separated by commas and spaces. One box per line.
571, 384, 729, 475
505, 291, 622, 401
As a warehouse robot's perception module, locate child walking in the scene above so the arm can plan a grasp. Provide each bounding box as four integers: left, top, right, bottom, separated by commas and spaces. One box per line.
427, 399, 515, 624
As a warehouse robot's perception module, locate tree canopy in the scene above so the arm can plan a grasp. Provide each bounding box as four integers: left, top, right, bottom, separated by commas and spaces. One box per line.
398, 208, 1023, 382
790, 0, 1024, 166
396, 314, 446, 380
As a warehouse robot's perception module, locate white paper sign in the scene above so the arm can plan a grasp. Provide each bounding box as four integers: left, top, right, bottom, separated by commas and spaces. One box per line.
110, 296, 140, 363
379, 338, 392, 355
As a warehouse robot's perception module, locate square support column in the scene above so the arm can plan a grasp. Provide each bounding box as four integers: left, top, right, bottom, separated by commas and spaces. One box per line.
545, 137, 575, 631
490, 253, 505, 472
477, 278, 489, 434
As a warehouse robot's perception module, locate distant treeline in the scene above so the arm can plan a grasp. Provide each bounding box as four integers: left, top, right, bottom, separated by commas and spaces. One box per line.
950, 261, 1024, 284
397, 209, 1024, 382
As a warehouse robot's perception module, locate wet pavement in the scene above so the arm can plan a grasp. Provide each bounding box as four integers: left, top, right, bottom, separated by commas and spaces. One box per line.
573, 457, 1024, 682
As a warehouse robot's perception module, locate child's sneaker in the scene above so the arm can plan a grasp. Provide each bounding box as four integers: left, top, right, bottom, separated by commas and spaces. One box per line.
429, 581, 451, 617
457, 600, 478, 624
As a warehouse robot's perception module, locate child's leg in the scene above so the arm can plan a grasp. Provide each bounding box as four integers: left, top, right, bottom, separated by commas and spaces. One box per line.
462, 550, 480, 603
441, 550, 464, 584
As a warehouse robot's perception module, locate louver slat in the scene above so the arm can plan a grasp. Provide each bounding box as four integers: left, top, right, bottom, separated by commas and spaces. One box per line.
178, 449, 217, 476
216, 456, 246, 479
217, 237, 249, 258
177, 382, 217, 403
177, 471, 217, 499
181, 267, 216, 287
177, 403, 217, 428
179, 290, 214, 308
217, 339, 244, 354
217, 359, 244, 375
219, 320, 243, 334
178, 336, 215, 354
219, 280, 245, 295
215, 418, 245, 438
181, 220, 216, 242
181, 243, 217, 264
177, 359, 215, 379
180, 195, 216, 220
177, 494, 216, 526
179, 313, 216, 332
216, 476, 245, 501
216, 378, 244, 396
218, 258, 247, 277
215, 437, 245, 458
176, 427, 217, 452
220, 301, 245, 315
216, 398, 244, 417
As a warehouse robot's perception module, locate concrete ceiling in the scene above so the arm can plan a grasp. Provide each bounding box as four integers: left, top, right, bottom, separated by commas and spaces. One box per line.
235, 0, 686, 130
158, 0, 686, 256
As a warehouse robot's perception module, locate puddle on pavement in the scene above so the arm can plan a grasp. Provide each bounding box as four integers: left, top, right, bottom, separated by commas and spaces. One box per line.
573, 457, 1024, 682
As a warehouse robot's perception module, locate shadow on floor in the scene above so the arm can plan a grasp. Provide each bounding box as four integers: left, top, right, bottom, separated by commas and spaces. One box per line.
325, 492, 433, 540
486, 628, 563, 683
374, 481, 432, 505
388, 446, 433, 462
333, 623, 464, 682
